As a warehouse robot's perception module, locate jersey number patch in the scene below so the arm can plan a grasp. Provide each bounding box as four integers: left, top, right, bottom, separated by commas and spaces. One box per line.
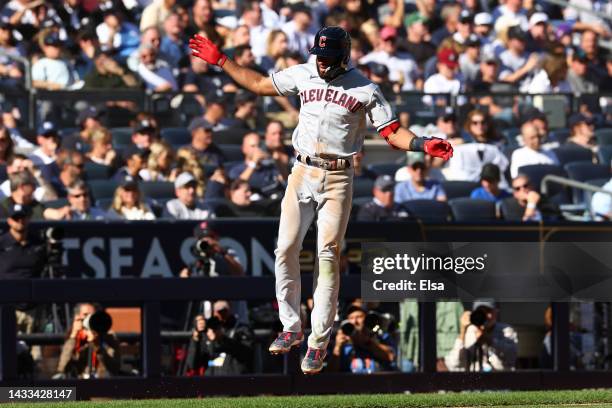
319, 36, 327, 48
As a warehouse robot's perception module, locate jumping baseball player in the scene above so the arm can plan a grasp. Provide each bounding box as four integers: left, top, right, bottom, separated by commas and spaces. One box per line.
189, 26, 453, 374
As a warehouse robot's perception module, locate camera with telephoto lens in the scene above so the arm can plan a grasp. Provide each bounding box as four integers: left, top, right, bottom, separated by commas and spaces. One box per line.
470, 307, 489, 327
364, 311, 396, 337
190, 222, 216, 259
41, 227, 64, 276
83, 310, 112, 335
340, 320, 355, 336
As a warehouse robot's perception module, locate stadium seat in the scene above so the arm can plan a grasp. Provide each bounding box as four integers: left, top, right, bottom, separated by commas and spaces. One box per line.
552, 146, 593, 166
88, 180, 119, 201
448, 198, 497, 221
95, 198, 113, 210
350, 196, 371, 220
352, 178, 374, 198
161, 127, 191, 146
110, 127, 133, 148
139, 181, 175, 200
598, 145, 612, 166
501, 128, 520, 147
499, 198, 524, 221
44, 198, 69, 209
564, 162, 610, 203
401, 199, 451, 222
595, 128, 612, 146
366, 163, 403, 177
214, 128, 248, 144
218, 144, 245, 162
549, 129, 571, 144
440, 181, 479, 200
84, 162, 111, 180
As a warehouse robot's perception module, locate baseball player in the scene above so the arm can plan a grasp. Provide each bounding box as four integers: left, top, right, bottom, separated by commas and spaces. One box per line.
189, 26, 453, 374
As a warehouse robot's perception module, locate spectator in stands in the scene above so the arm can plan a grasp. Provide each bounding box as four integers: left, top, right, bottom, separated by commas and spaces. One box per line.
394, 153, 446, 203
451, 10, 475, 52
137, 43, 178, 92
128, 26, 171, 72
225, 25, 251, 56
499, 26, 539, 89
328, 304, 396, 373
398, 13, 436, 69
281, 3, 315, 59
74, 30, 97, 80
182, 117, 226, 167
423, 48, 463, 105
510, 122, 558, 178
502, 174, 544, 221
579, 30, 606, 77
227, 179, 269, 217
241, 0, 270, 59
259, 29, 289, 73
195, 93, 232, 132
108, 180, 156, 220
44, 150, 85, 198
445, 300, 518, 372
0, 203, 45, 279
492, 0, 528, 28
566, 113, 596, 151
0, 154, 55, 202
263, 120, 292, 181
229, 90, 258, 131
356, 175, 408, 221
431, 3, 461, 46
523, 109, 552, 146
360, 26, 420, 91
526, 13, 550, 53
163, 172, 214, 219
470, 163, 511, 203
160, 12, 188, 69
0, 171, 46, 219
139, 141, 176, 182
459, 35, 482, 85
96, 9, 140, 62
395, 151, 446, 183
114, 147, 147, 184
228, 132, 281, 197
83, 51, 138, 89
0, 21, 23, 91
0, 124, 13, 166
527, 51, 570, 94
175, 148, 207, 197
462, 109, 503, 145
469, 51, 502, 93
567, 48, 599, 94
140, 0, 176, 32
29, 121, 59, 167
86, 128, 118, 168
63, 106, 105, 152
32, 31, 76, 91
473, 12, 493, 45
56, 308, 121, 379
130, 119, 156, 151
43, 179, 107, 220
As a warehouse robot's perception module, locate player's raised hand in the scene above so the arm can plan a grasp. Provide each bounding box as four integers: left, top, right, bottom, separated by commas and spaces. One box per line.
189, 34, 227, 67
424, 138, 453, 161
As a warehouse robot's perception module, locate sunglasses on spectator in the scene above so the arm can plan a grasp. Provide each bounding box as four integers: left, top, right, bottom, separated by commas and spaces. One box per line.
471, 120, 486, 125
70, 193, 87, 199
513, 184, 530, 191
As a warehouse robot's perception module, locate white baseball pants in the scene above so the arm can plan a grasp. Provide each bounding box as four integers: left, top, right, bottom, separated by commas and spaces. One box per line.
274, 161, 353, 350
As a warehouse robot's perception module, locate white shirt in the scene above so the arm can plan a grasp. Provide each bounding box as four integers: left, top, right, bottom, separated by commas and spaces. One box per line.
271, 63, 396, 158
526, 69, 572, 94
32, 58, 74, 89
591, 179, 612, 221
261, 3, 283, 29
444, 143, 509, 184
423, 73, 462, 106
117, 205, 156, 220
510, 146, 558, 178
248, 25, 271, 59
282, 20, 316, 59
29, 148, 56, 167
137, 61, 177, 91
359, 51, 420, 91
164, 198, 214, 220
0, 180, 46, 202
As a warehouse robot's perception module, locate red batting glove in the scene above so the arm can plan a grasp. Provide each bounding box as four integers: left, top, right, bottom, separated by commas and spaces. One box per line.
424, 138, 453, 161
189, 34, 227, 67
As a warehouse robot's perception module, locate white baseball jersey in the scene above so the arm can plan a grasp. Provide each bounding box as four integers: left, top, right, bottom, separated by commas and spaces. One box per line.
271, 62, 397, 159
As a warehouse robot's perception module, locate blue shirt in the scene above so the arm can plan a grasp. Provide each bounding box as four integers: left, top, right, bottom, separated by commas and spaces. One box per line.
394, 180, 446, 203
339, 332, 397, 373
160, 36, 187, 68
228, 162, 280, 193
470, 187, 512, 203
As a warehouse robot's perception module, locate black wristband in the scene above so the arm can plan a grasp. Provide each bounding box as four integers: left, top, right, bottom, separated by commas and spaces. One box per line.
409, 136, 429, 152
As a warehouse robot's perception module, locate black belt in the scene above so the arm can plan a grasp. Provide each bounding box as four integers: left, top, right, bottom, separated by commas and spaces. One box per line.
296, 154, 351, 170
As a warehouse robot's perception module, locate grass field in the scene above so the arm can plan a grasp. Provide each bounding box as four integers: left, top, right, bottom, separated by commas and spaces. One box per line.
5, 390, 612, 408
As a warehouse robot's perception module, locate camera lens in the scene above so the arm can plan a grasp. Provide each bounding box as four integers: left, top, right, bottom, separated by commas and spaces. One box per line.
340, 320, 354, 336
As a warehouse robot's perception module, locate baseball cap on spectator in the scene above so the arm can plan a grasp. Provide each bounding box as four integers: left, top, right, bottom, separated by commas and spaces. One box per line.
480, 49, 499, 64
121, 145, 148, 162
480, 163, 501, 183
459, 10, 474, 24
7, 203, 32, 219
474, 12, 493, 26
404, 12, 426, 27
528, 12, 548, 29
44, 32, 63, 47
555, 24, 572, 39
507, 26, 527, 42
374, 175, 395, 192
188, 117, 213, 133
437, 48, 459, 69
175, 172, 197, 189
465, 34, 481, 47
406, 151, 426, 167
368, 62, 389, 77
77, 106, 103, 126
37, 121, 58, 137
473, 299, 496, 310
344, 304, 366, 318
380, 26, 397, 41
568, 113, 593, 128
133, 119, 156, 134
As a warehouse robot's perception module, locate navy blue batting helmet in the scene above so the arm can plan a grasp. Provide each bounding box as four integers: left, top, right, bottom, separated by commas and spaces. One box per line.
309, 26, 351, 80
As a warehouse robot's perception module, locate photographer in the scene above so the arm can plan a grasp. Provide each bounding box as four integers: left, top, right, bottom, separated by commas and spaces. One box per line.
445, 300, 518, 372
328, 305, 397, 373
54, 308, 120, 379
179, 221, 244, 278
184, 301, 254, 376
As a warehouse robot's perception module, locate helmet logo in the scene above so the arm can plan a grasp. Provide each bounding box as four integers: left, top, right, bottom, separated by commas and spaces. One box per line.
319, 36, 327, 48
